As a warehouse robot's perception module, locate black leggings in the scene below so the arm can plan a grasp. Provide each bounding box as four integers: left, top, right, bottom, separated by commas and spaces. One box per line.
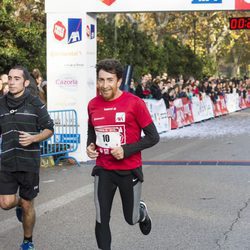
94, 169, 142, 250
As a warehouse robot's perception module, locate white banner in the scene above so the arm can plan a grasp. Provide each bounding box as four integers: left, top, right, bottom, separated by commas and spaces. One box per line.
225, 93, 241, 113
45, 0, 250, 13
143, 99, 170, 134
191, 96, 214, 122
47, 13, 97, 161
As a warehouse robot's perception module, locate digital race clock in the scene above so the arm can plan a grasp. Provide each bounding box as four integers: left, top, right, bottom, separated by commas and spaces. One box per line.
229, 17, 250, 30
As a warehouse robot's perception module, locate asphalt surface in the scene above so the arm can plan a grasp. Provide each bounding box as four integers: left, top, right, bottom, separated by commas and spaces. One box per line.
1, 109, 250, 250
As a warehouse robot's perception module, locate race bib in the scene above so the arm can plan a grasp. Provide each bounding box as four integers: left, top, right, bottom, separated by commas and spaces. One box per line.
95, 127, 121, 148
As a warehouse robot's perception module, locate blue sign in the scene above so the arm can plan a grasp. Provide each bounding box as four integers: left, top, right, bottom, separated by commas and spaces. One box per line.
68, 18, 82, 44
192, 0, 222, 3
54, 134, 80, 144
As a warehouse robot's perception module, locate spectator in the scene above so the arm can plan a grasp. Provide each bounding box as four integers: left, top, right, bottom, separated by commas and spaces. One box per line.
31, 68, 46, 104
135, 74, 151, 99
129, 78, 137, 94
26, 74, 39, 97
150, 78, 163, 100
0, 74, 8, 84
1, 82, 9, 95
0, 74, 8, 96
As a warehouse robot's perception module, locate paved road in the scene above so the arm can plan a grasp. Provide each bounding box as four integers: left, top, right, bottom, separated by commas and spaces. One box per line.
1, 109, 250, 250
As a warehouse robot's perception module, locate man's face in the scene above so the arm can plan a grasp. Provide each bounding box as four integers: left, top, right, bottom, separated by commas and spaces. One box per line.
8, 69, 29, 97
97, 69, 122, 101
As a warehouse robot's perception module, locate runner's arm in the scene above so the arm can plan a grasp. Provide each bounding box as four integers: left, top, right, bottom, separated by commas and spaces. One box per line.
121, 122, 159, 158
87, 123, 96, 147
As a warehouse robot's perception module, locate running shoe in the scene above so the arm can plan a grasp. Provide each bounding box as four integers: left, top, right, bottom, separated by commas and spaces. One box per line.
19, 241, 35, 250
139, 201, 152, 235
16, 205, 23, 223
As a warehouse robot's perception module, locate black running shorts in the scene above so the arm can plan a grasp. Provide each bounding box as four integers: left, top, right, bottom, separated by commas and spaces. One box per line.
0, 171, 39, 200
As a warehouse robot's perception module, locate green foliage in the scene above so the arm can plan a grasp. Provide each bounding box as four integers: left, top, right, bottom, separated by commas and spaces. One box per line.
0, 0, 46, 75
201, 56, 217, 78
97, 16, 203, 80
161, 35, 203, 79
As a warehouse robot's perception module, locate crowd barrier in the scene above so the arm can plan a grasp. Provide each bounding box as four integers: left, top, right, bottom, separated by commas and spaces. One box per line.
40, 109, 80, 166
144, 92, 250, 133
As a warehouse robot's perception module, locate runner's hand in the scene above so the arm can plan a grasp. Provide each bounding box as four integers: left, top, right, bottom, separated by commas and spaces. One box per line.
86, 143, 99, 159
111, 147, 124, 160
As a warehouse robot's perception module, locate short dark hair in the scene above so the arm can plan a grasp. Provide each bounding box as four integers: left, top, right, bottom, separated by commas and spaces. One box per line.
96, 59, 123, 80
11, 65, 30, 81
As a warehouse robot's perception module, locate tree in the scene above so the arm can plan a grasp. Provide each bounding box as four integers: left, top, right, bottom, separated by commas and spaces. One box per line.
116, 11, 249, 78
0, 0, 46, 75
97, 14, 203, 80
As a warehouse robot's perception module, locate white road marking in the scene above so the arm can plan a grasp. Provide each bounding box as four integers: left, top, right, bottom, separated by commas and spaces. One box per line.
0, 183, 94, 234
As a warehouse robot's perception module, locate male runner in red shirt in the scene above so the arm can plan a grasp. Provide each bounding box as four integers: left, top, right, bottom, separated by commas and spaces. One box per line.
87, 59, 159, 250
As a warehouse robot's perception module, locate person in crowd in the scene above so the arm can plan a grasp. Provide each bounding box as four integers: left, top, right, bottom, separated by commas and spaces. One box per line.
170, 78, 176, 87
238, 80, 247, 99
0, 65, 54, 250
167, 87, 177, 101
1, 73, 8, 84
135, 74, 152, 99
128, 78, 137, 94
86, 59, 159, 250
40, 80, 47, 104
174, 84, 187, 98
1, 82, 9, 95
199, 80, 212, 96
209, 80, 219, 103
178, 84, 188, 98
150, 77, 163, 100
216, 81, 225, 96
159, 79, 171, 108
31, 68, 47, 104
185, 83, 194, 100
26, 73, 39, 97
161, 72, 168, 81
0, 74, 8, 96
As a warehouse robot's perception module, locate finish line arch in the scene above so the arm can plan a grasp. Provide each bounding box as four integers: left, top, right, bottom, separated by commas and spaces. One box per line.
45, 0, 250, 161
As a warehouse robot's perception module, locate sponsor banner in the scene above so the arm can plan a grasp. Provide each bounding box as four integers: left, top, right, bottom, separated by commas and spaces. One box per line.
182, 97, 194, 124
47, 13, 96, 162
168, 98, 194, 129
240, 96, 248, 109
213, 95, 228, 116
173, 98, 187, 128
225, 93, 241, 113
191, 96, 214, 122
45, 0, 236, 13
213, 101, 222, 117
146, 95, 249, 131
143, 99, 170, 134
219, 96, 228, 115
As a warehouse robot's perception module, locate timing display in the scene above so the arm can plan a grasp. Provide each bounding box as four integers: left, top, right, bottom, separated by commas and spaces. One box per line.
229, 17, 250, 30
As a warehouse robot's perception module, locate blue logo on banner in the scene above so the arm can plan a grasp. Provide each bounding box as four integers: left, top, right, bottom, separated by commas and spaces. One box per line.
90, 24, 95, 39
192, 0, 222, 3
68, 18, 82, 44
